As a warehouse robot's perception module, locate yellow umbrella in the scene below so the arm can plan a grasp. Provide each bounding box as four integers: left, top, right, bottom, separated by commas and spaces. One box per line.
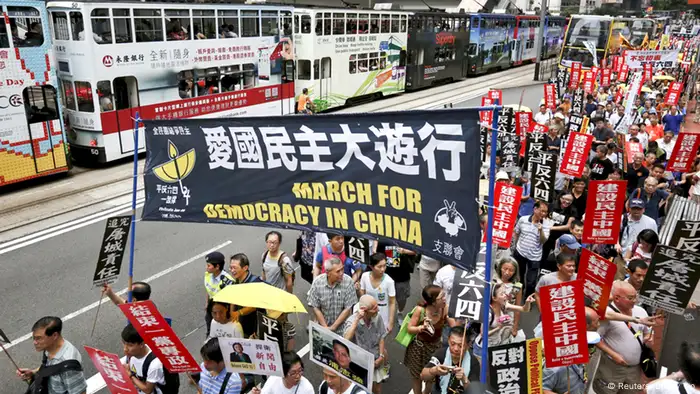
653, 75, 675, 81
504, 104, 532, 113
214, 282, 307, 313
641, 86, 653, 93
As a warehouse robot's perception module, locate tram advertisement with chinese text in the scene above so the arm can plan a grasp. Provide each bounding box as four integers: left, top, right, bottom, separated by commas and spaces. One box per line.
141, 110, 481, 270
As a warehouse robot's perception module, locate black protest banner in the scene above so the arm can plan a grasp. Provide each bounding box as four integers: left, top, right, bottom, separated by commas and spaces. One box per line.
638, 245, 700, 315
344, 236, 370, 265
488, 339, 543, 394
567, 114, 585, 135
480, 126, 488, 163
257, 312, 286, 350
524, 131, 547, 173
448, 246, 486, 321
657, 308, 700, 377
549, 78, 560, 102
556, 68, 569, 99
498, 107, 515, 134
142, 110, 481, 270
92, 216, 132, 287
499, 132, 520, 173
0, 328, 10, 343
669, 221, 700, 253
530, 151, 557, 203
571, 88, 585, 115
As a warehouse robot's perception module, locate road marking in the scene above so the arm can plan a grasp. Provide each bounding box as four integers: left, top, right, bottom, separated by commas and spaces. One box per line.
0, 240, 231, 355
0, 198, 145, 255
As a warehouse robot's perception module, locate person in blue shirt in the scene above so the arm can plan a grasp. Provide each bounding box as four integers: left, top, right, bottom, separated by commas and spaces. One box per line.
584, 94, 597, 116
662, 105, 685, 134
314, 232, 363, 284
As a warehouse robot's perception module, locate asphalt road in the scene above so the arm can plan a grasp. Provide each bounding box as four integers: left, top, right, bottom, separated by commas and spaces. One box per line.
2, 82, 695, 394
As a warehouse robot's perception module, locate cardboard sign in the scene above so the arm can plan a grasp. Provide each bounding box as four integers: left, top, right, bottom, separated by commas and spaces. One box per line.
491, 183, 522, 248
524, 126, 547, 173
93, 216, 132, 287
569, 62, 582, 89
544, 84, 557, 110
481, 97, 494, 126
539, 281, 589, 368
625, 142, 644, 164
638, 246, 700, 315
619, 64, 630, 82
572, 88, 585, 115
578, 249, 617, 318
582, 71, 596, 94
218, 337, 284, 377
582, 181, 627, 245
344, 237, 370, 266
601, 68, 612, 86
530, 151, 557, 203
119, 301, 200, 373
257, 312, 285, 350
559, 132, 594, 178
85, 346, 138, 394
664, 81, 683, 106
488, 89, 503, 104
488, 339, 543, 394
669, 221, 700, 252
448, 248, 486, 320
667, 133, 700, 173
515, 112, 531, 137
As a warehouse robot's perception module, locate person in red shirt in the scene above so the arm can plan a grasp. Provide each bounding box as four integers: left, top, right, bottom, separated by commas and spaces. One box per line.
646, 114, 664, 142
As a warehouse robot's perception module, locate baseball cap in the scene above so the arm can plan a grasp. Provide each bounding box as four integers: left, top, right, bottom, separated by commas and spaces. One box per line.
587, 331, 601, 345
496, 171, 509, 181
629, 198, 646, 209
206, 251, 225, 265
554, 113, 566, 120
559, 234, 581, 250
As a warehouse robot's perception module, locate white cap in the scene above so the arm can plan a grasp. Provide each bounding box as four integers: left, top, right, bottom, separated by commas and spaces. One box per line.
496, 171, 509, 181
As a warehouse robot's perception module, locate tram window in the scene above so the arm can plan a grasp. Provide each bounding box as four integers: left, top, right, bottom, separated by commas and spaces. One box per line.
349, 55, 356, 74
369, 52, 378, 71
23, 86, 59, 124
91, 9, 111, 44
96, 81, 114, 112
294, 15, 300, 34
193, 10, 216, 39
424, 17, 433, 33
51, 11, 70, 41
113, 9, 133, 43
8, 7, 44, 47
281, 11, 292, 35
391, 15, 399, 33
70, 12, 84, 41
113, 77, 139, 110
60, 79, 76, 111
370, 14, 379, 34
468, 43, 477, 56
135, 9, 164, 42
400, 15, 407, 32
0, 20, 8, 48
261, 11, 278, 37
297, 60, 311, 80
242, 63, 256, 88
407, 49, 416, 65
332, 13, 344, 35
380, 52, 387, 69
380, 15, 390, 33
315, 13, 322, 35
313, 59, 319, 80
301, 15, 311, 33
358, 14, 369, 33
358, 53, 368, 72
165, 10, 190, 41
74, 81, 94, 113
323, 13, 331, 35
346, 13, 357, 34
241, 10, 260, 37
219, 10, 239, 38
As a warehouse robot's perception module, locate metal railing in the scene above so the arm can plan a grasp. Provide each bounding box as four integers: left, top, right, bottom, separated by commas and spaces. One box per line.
535, 56, 558, 82
659, 195, 700, 245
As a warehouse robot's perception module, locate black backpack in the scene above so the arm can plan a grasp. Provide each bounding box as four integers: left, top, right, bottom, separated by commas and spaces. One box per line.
26, 352, 83, 394
138, 352, 180, 394
262, 251, 296, 284
319, 381, 364, 394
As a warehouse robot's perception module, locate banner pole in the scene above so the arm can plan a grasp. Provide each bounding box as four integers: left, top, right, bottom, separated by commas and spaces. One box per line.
480, 105, 500, 384
127, 113, 140, 303
0, 341, 22, 373
90, 288, 106, 338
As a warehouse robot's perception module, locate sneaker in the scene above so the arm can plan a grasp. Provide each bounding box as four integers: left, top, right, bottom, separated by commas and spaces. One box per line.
397, 312, 404, 326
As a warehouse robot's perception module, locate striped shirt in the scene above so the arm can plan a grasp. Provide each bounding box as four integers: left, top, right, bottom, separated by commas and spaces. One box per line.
45, 340, 87, 394
514, 215, 551, 261
308, 274, 358, 335
198, 364, 242, 394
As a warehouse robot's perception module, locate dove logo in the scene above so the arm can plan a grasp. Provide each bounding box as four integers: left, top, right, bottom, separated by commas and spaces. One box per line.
434, 200, 467, 237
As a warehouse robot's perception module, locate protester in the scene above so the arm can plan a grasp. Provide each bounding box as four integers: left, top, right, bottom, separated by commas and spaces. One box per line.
616, 198, 658, 259
590, 145, 614, 180
253, 352, 314, 394
314, 232, 363, 284
17, 317, 86, 394
623, 229, 659, 264
534, 104, 552, 124
121, 324, 168, 394
646, 341, 700, 394
663, 105, 685, 134
570, 178, 588, 219
359, 252, 396, 333
475, 283, 535, 349
308, 256, 358, 335
103, 281, 152, 305
261, 231, 295, 293
197, 338, 243, 394
512, 200, 551, 297
433, 263, 456, 311
343, 295, 389, 393
318, 368, 367, 394
204, 251, 234, 337
629, 178, 669, 223
418, 255, 441, 289
420, 325, 480, 394
208, 301, 244, 340
373, 242, 416, 326
229, 253, 263, 338
625, 152, 649, 194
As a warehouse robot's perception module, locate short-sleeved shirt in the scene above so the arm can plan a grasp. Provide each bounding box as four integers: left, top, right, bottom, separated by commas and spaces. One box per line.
129, 351, 165, 394
536, 272, 577, 293
663, 113, 684, 134
376, 242, 413, 283
314, 246, 362, 277
514, 216, 551, 261
359, 272, 395, 330
647, 380, 700, 394
44, 340, 87, 394
597, 304, 650, 366
625, 165, 649, 193
308, 274, 358, 335
620, 214, 658, 253
262, 251, 295, 290
261, 376, 314, 394
631, 189, 669, 220
542, 364, 586, 394
198, 363, 242, 394
433, 266, 456, 308
589, 157, 614, 180
424, 347, 481, 394
343, 304, 387, 358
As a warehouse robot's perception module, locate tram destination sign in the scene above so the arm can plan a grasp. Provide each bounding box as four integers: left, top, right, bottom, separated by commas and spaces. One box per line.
141, 109, 482, 270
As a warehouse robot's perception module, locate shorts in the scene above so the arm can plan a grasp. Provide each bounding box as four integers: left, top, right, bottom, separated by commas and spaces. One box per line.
283, 321, 296, 342
394, 280, 411, 306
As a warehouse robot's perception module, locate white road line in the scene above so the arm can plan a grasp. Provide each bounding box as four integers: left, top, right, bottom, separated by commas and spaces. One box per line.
0, 198, 145, 255
0, 240, 232, 355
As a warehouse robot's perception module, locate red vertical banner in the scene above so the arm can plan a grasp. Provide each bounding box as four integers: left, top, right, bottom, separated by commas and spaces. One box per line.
515, 111, 531, 137
643, 63, 653, 83
559, 132, 594, 177
569, 62, 582, 89
540, 281, 590, 368
625, 142, 644, 164
544, 84, 557, 110
481, 97, 494, 126
578, 249, 617, 318
614, 89, 624, 104
491, 182, 523, 248
529, 123, 549, 134
619, 64, 630, 82
119, 301, 200, 373
667, 133, 700, 172
590, 66, 599, 78
582, 71, 595, 94
582, 180, 627, 245
601, 68, 612, 86
488, 89, 503, 104
84, 346, 139, 394
664, 82, 683, 106
612, 56, 623, 74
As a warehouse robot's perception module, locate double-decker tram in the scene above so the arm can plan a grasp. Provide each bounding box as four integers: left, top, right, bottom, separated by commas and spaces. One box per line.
559, 15, 613, 69
292, 7, 408, 111
543, 16, 567, 59
405, 11, 470, 90
0, 0, 70, 187
46, 0, 296, 164
467, 13, 515, 75
512, 15, 539, 66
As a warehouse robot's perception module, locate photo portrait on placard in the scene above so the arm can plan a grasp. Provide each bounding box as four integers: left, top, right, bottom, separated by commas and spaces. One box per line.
309, 321, 374, 391
217, 337, 284, 377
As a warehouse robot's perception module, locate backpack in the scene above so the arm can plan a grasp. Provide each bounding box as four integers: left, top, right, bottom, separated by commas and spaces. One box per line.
321, 244, 347, 274
319, 381, 365, 394
138, 352, 180, 394
26, 353, 83, 394
262, 250, 295, 284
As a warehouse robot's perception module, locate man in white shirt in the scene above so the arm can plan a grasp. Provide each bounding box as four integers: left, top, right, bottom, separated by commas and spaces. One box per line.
609, 105, 626, 130
657, 131, 676, 158
318, 368, 367, 394
616, 199, 658, 256
534, 104, 552, 125
121, 324, 165, 394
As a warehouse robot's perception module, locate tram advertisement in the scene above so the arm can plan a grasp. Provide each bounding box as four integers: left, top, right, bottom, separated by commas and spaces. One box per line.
141, 109, 481, 269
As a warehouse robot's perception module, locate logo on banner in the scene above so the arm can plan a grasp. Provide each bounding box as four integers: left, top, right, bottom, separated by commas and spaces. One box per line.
434, 200, 466, 237
152, 140, 195, 206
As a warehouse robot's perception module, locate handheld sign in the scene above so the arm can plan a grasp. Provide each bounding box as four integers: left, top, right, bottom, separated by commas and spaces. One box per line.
93, 216, 132, 287
218, 337, 284, 377
84, 346, 138, 394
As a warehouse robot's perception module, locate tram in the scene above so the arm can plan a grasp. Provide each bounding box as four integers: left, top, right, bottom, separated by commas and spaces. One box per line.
0, 0, 70, 187
559, 15, 613, 69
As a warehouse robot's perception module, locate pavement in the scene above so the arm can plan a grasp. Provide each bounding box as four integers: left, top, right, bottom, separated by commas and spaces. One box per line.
1, 75, 698, 394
